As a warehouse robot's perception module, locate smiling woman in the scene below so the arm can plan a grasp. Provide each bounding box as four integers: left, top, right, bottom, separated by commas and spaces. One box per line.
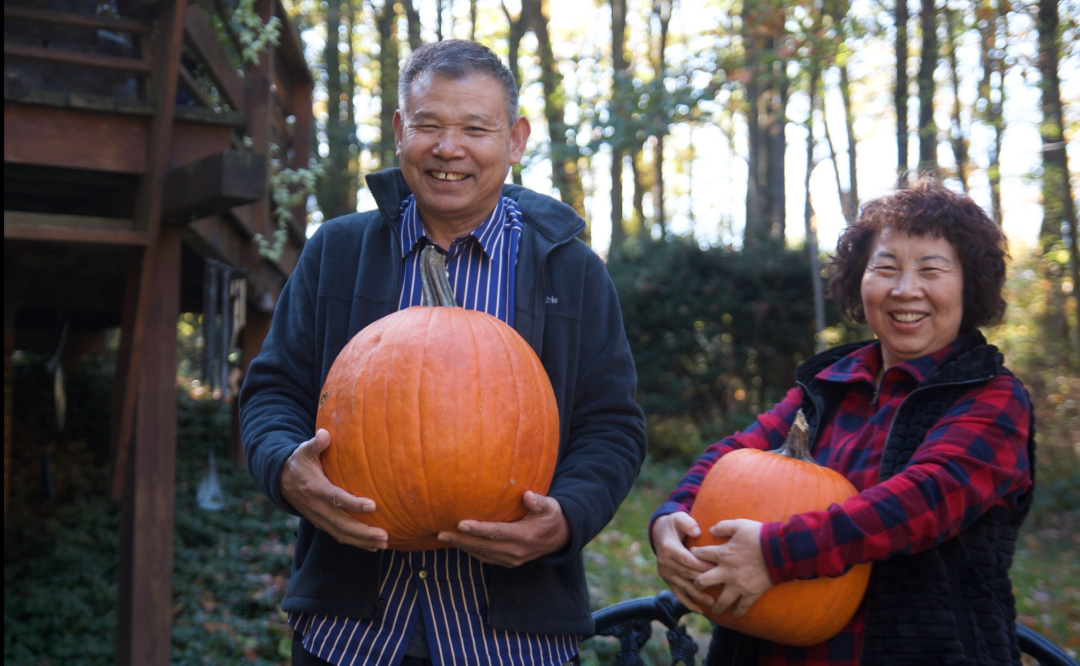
650, 177, 1035, 666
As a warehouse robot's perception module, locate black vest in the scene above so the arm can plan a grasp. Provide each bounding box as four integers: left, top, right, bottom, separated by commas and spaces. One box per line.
706, 330, 1036, 666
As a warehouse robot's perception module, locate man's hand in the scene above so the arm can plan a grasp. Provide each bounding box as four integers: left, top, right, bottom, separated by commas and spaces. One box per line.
651, 512, 716, 613
690, 519, 773, 618
436, 491, 569, 568
280, 429, 388, 552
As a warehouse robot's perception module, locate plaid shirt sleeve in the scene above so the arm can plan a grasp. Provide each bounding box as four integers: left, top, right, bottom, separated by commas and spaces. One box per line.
649, 386, 804, 550
761, 375, 1033, 584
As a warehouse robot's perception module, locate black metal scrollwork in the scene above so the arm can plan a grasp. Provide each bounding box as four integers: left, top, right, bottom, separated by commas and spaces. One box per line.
589, 591, 1077, 666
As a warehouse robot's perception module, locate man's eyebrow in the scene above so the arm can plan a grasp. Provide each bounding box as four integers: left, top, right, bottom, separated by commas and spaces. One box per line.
407, 110, 501, 125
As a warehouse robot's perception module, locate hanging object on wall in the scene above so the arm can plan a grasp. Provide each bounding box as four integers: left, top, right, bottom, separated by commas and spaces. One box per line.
202, 259, 247, 404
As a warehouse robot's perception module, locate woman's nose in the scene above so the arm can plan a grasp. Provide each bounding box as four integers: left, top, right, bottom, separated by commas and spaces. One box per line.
890, 270, 921, 297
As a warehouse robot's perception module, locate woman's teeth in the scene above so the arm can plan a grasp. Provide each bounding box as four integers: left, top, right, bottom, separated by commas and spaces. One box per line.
890, 312, 927, 323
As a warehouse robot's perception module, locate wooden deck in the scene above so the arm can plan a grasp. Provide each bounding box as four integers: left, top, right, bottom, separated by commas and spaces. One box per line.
4, 0, 313, 661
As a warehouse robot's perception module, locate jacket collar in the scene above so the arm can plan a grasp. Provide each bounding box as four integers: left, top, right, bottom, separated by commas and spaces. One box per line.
365, 168, 585, 246
797, 328, 1000, 389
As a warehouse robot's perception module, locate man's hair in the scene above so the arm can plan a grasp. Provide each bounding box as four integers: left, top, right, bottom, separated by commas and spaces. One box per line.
827, 175, 1009, 333
398, 40, 519, 122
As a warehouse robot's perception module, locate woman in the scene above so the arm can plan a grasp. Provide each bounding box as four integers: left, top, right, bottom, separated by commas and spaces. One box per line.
651, 177, 1034, 666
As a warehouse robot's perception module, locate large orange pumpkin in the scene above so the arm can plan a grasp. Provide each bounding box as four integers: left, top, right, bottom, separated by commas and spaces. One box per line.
686, 410, 871, 646
316, 246, 560, 550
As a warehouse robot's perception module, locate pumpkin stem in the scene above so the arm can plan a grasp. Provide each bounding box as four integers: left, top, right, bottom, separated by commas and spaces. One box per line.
420, 245, 458, 307
775, 409, 816, 463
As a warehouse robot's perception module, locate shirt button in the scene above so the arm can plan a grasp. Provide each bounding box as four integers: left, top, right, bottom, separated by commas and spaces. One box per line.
418, 570, 428, 579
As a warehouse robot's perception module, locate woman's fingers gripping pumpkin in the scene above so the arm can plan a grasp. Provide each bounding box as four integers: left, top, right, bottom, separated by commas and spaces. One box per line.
651, 512, 716, 613
280, 429, 388, 552
691, 519, 773, 618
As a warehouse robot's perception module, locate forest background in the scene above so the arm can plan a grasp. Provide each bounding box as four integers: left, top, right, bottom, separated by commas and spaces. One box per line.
4, 0, 1080, 662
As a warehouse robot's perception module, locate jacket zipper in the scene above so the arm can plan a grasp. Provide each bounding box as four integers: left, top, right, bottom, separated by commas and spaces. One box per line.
534, 233, 579, 360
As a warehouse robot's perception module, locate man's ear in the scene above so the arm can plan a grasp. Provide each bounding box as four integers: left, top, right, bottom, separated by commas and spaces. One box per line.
392, 109, 404, 156
509, 116, 531, 165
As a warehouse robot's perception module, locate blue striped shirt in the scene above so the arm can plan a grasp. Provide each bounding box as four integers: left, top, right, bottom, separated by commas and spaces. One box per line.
290, 195, 579, 666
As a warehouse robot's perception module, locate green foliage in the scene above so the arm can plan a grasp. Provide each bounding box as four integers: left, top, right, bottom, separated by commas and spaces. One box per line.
254, 142, 323, 262
986, 245, 1080, 521
231, 0, 282, 66
4, 358, 295, 665
5, 355, 120, 665
171, 394, 296, 666
609, 238, 840, 461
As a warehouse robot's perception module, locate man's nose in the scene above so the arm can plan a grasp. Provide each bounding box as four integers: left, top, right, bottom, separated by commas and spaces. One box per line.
432, 130, 467, 159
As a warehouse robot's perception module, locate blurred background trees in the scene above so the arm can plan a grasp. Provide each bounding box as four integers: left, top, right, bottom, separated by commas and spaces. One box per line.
281, 0, 1077, 449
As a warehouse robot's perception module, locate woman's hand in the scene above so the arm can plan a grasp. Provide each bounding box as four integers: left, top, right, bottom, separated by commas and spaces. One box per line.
691, 519, 773, 618
651, 512, 716, 613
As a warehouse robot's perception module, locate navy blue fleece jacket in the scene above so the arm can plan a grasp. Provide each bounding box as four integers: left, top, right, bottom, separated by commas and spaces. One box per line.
239, 168, 647, 635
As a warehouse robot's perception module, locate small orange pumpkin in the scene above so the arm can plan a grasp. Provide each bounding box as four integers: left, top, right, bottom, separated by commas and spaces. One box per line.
686, 410, 871, 646
316, 246, 560, 550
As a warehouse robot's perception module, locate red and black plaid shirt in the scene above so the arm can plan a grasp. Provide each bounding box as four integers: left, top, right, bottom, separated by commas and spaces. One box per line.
652, 339, 1032, 666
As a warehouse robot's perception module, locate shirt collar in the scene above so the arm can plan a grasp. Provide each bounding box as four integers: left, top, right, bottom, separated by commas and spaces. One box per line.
816, 337, 963, 385
398, 195, 507, 258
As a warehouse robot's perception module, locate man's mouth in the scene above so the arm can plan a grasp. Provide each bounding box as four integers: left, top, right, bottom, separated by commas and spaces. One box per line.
890, 312, 928, 323
430, 170, 468, 182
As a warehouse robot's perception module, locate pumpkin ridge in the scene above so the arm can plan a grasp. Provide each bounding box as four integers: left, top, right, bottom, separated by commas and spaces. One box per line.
462, 310, 483, 524
491, 316, 528, 510
380, 313, 423, 540
343, 331, 379, 512
413, 308, 442, 538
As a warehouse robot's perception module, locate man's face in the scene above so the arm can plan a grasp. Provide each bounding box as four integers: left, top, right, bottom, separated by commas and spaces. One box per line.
394, 72, 530, 232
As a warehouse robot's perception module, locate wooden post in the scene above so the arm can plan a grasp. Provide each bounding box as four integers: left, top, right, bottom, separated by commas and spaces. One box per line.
114, 0, 188, 660
110, 0, 188, 501
115, 228, 182, 666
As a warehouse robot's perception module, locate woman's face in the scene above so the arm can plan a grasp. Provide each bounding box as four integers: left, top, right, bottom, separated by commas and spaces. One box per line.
861, 228, 964, 369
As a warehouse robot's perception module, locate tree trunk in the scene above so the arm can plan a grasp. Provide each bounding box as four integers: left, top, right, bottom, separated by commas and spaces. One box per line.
977, 0, 1005, 226
822, 91, 849, 221
631, 146, 647, 236
319, 0, 352, 219
916, 0, 938, 175
766, 70, 788, 244
609, 0, 628, 255
376, 0, 399, 170
436, 0, 444, 41
652, 0, 671, 235
944, 7, 968, 191
402, 0, 421, 51
1037, 0, 1080, 356
528, 0, 586, 218
896, 0, 910, 184
503, 1, 527, 186
470, 0, 477, 40
804, 66, 827, 352
838, 62, 859, 222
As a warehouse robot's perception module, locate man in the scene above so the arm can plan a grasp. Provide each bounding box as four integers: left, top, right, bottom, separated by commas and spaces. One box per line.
239, 40, 646, 666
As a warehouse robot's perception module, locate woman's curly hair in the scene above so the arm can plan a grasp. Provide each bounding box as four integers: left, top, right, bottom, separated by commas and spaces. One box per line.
827, 176, 1009, 333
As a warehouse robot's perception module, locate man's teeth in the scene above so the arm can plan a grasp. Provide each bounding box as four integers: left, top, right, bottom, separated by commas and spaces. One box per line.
891, 312, 927, 323
432, 171, 466, 181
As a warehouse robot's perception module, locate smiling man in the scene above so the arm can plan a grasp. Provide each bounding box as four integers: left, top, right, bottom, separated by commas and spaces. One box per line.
239, 40, 646, 666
